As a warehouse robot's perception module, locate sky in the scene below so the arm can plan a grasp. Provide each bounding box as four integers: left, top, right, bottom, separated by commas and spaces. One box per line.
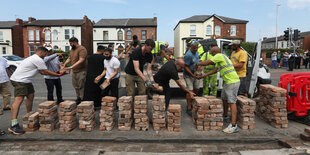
0, 0, 310, 45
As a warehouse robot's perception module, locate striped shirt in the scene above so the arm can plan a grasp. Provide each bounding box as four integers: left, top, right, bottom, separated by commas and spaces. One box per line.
44, 54, 60, 79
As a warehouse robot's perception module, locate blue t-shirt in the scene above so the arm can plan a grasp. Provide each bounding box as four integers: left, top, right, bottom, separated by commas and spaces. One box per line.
183, 50, 200, 77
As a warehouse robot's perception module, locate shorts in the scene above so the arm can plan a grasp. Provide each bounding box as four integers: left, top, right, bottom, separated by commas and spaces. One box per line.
238, 77, 247, 95
221, 81, 240, 103
11, 80, 35, 97
184, 75, 202, 90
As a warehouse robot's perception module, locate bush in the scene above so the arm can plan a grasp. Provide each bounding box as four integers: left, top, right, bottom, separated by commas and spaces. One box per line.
241, 42, 256, 56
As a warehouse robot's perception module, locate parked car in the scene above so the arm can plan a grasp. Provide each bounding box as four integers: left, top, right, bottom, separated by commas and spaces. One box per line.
1, 54, 24, 74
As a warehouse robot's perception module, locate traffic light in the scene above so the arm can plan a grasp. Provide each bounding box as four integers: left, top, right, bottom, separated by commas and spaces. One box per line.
293, 29, 300, 41
284, 29, 289, 41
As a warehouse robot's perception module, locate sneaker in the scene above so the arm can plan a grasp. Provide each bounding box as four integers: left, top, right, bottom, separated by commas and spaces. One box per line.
223, 124, 238, 133
8, 124, 25, 135
224, 116, 231, 123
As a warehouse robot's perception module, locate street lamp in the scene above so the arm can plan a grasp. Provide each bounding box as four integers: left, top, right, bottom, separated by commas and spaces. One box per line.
275, 4, 280, 49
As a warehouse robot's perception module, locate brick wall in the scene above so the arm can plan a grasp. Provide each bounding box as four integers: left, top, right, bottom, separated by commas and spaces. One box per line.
124, 27, 156, 45
23, 26, 46, 57
12, 19, 24, 57
303, 36, 310, 51
81, 16, 93, 55
213, 17, 247, 42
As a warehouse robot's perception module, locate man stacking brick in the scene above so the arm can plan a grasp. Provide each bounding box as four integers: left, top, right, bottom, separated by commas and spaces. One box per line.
152, 95, 166, 131
118, 96, 133, 131
256, 84, 288, 128
22, 112, 39, 132
38, 101, 58, 132
77, 101, 96, 131
134, 95, 149, 131
100, 96, 117, 131
236, 96, 256, 130
59, 101, 77, 132
167, 104, 181, 132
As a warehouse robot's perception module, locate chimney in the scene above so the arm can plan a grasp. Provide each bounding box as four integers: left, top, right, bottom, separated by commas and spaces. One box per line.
28, 17, 36, 23
263, 37, 267, 41
16, 18, 23, 25
153, 17, 157, 23
83, 15, 88, 22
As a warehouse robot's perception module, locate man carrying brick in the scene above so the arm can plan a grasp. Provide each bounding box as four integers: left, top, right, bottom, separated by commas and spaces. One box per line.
196, 46, 240, 133
9, 47, 61, 135
0, 56, 11, 114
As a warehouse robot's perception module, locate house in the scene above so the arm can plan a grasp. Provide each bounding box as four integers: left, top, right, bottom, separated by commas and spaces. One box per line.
0, 19, 24, 57
93, 17, 157, 55
22, 16, 93, 57
174, 14, 248, 57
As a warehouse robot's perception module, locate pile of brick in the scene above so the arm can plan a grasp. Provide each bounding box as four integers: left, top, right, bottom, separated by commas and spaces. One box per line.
118, 96, 133, 131
151, 95, 166, 131
192, 96, 223, 131
59, 101, 77, 132
236, 95, 256, 130
134, 95, 149, 131
22, 112, 39, 132
38, 101, 58, 132
256, 84, 288, 128
167, 104, 181, 132
100, 96, 117, 131
77, 101, 96, 131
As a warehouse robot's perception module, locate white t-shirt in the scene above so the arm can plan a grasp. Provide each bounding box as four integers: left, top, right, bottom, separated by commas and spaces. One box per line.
10, 54, 47, 83
104, 57, 120, 79
0, 56, 9, 83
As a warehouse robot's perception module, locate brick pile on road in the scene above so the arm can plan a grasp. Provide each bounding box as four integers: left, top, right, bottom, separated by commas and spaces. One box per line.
152, 95, 166, 131
77, 101, 96, 132
167, 104, 181, 132
236, 95, 256, 130
22, 112, 39, 132
118, 96, 133, 131
192, 96, 223, 131
100, 96, 117, 131
134, 95, 149, 131
256, 84, 288, 128
59, 101, 77, 132
38, 101, 58, 132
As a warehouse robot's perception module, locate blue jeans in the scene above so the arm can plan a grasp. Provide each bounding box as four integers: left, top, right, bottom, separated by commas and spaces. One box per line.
271, 60, 277, 69
282, 60, 288, 67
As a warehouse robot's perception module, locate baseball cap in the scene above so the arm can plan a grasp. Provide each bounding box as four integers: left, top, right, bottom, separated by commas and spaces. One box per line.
228, 40, 241, 46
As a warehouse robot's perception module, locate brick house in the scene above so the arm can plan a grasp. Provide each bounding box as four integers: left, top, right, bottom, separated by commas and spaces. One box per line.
174, 14, 248, 57
93, 17, 157, 55
23, 16, 93, 57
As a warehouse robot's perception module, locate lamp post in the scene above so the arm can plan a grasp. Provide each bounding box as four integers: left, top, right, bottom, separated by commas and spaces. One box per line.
275, 4, 280, 49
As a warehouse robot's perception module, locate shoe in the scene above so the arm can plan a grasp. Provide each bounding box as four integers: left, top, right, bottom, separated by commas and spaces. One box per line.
3, 107, 11, 111
75, 98, 82, 105
186, 109, 192, 117
57, 100, 65, 105
223, 124, 238, 133
224, 116, 231, 123
8, 124, 25, 135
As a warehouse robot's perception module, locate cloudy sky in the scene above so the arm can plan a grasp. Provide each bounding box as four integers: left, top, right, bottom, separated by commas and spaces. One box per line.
0, 0, 309, 45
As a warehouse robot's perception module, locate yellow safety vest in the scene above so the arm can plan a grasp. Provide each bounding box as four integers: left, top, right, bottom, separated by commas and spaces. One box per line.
201, 51, 215, 71
212, 53, 240, 84
151, 41, 165, 55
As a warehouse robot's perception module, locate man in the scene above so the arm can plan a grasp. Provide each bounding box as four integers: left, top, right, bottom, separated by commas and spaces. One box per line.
288, 51, 295, 71
44, 48, 64, 104
125, 39, 155, 97
0, 56, 11, 114
154, 59, 195, 109
151, 41, 170, 63
306, 49, 310, 69
9, 47, 61, 135
183, 41, 202, 116
95, 48, 120, 99
126, 35, 141, 54
108, 43, 117, 57
295, 52, 301, 69
277, 50, 282, 68
163, 48, 175, 64
63, 37, 88, 104
196, 46, 240, 134
230, 40, 248, 96
84, 45, 105, 107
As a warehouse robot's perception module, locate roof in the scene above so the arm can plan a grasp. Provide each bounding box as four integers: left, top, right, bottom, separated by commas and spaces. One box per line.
0, 21, 16, 28
94, 18, 157, 27
24, 19, 84, 27
262, 37, 285, 43
300, 31, 310, 38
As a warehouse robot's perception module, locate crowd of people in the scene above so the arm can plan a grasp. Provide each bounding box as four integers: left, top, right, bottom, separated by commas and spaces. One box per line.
271, 50, 310, 71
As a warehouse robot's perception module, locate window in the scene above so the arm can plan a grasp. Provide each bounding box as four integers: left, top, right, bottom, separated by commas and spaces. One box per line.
126, 30, 132, 40
28, 30, 34, 41
206, 25, 212, 35
190, 25, 196, 36
215, 26, 221, 36
29, 45, 35, 55
36, 30, 40, 41
65, 46, 70, 52
65, 29, 70, 40
103, 31, 108, 40
118, 30, 123, 40
52, 30, 58, 40
53, 45, 59, 50
72, 29, 75, 37
2, 47, 6, 54
230, 25, 236, 36
0, 31, 3, 42
141, 30, 147, 40
45, 30, 50, 41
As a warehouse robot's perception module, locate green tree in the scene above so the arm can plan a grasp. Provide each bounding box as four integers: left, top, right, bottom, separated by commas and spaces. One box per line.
241, 42, 256, 56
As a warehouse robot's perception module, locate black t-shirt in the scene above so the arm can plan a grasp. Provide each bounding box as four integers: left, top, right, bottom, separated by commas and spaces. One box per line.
154, 61, 179, 86
125, 47, 153, 75
130, 40, 141, 48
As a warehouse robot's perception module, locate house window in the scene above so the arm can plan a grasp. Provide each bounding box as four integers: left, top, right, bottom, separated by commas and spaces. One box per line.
0, 31, 3, 42
2, 47, 6, 54
230, 25, 236, 36
52, 30, 58, 40
65, 29, 70, 40
206, 25, 212, 35
36, 30, 40, 41
65, 46, 70, 52
103, 31, 109, 40
141, 30, 147, 40
118, 30, 123, 40
190, 25, 196, 36
215, 26, 221, 36
281, 42, 284, 48
72, 29, 75, 37
28, 30, 34, 41
45, 30, 51, 41
29, 45, 35, 55
126, 30, 132, 40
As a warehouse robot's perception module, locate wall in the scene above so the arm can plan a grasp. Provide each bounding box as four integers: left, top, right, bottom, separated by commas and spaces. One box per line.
0, 29, 13, 55
81, 16, 93, 55
12, 19, 24, 57
93, 27, 125, 54
50, 26, 82, 52
213, 17, 247, 41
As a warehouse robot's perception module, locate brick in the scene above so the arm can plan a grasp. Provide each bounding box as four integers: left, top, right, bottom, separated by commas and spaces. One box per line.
23, 112, 39, 133
77, 101, 96, 132
152, 95, 166, 131
134, 95, 149, 131
38, 101, 58, 132
167, 104, 181, 132
300, 133, 310, 141
236, 96, 256, 130
118, 96, 133, 131
59, 101, 77, 132
100, 96, 116, 131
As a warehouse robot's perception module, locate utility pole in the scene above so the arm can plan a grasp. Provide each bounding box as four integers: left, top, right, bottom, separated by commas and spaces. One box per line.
275, 4, 280, 49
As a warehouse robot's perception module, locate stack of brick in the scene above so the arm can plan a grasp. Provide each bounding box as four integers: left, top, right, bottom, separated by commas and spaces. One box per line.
59, 101, 77, 132
192, 96, 223, 131
22, 112, 39, 132
77, 101, 96, 131
167, 104, 181, 132
152, 95, 166, 131
134, 95, 149, 131
38, 101, 58, 132
118, 96, 133, 131
256, 84, 288, 128
99, 96, 117, 131
236, 95, 256, 130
